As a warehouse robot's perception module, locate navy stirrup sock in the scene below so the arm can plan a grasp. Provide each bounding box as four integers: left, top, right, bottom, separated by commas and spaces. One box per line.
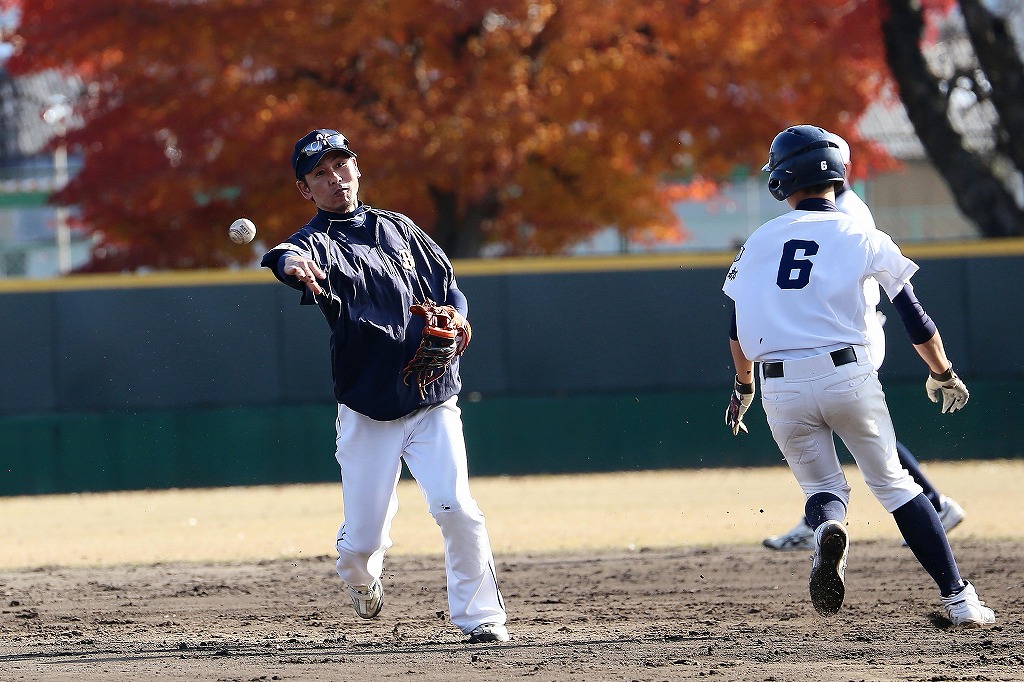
892, 493, 962, 596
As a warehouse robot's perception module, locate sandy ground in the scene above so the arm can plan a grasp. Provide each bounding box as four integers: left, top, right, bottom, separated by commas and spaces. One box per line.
1, 461, 1022, 681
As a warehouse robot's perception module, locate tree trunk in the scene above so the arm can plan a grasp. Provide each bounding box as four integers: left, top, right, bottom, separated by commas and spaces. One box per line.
882, 0, 1024, 237
427, 186, 499, 258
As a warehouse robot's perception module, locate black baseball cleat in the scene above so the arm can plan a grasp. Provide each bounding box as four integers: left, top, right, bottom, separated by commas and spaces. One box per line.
808, 520, 848, 616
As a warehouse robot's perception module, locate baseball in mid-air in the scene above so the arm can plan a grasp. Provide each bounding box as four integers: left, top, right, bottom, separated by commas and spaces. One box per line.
229, 218, 257, 244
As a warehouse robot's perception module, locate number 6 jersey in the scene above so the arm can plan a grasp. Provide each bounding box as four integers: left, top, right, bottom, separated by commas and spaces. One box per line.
722, 198, 918, 362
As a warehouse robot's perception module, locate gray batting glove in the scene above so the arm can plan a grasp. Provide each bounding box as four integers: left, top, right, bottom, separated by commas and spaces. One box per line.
925, 367, 969, 414
725, 376, 755, 435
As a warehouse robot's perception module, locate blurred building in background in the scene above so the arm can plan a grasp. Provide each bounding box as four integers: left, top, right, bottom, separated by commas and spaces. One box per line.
0, 67, 90, 278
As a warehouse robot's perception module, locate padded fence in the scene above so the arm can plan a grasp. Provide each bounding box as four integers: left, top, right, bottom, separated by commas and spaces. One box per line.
2, 244, 1022, 495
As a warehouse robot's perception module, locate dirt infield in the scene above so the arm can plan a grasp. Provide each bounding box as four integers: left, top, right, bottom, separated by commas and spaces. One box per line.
1, 462, 1022, 681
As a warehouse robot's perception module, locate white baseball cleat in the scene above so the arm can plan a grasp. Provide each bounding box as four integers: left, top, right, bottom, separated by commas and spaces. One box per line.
937, 495, 966, 534
762, 518, 815, 551
808, 520, 848, 617
466, 622, 510, 644
346, 579, 384, 619
941, 581, 995, 627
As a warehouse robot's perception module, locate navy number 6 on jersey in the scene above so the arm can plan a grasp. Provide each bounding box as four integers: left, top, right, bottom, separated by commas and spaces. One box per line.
776, 239, 819, 289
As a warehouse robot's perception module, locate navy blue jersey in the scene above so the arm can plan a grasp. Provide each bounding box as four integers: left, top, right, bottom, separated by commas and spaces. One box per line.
261, 203, 468, 421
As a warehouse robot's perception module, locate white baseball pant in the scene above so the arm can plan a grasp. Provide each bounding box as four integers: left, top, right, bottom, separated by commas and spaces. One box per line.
759, 346, 922, 513
333, 396, 506, 633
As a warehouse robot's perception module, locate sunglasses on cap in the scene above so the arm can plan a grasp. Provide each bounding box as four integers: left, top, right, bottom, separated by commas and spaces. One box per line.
300, 132, 351, 157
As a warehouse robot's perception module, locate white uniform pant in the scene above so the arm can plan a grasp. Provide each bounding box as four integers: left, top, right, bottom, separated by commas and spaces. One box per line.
760, 347, 922, 513
333, 396, 506, 633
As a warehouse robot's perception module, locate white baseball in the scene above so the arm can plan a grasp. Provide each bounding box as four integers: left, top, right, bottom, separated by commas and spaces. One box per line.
229, 218, 256, 244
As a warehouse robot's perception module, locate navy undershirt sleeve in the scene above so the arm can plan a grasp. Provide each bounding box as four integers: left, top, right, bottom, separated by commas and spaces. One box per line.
446, 282, 469, 318
892, 285, 937, 344
729, 307, 738, 341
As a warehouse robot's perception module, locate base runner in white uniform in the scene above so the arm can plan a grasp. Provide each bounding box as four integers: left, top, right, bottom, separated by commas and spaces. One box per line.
722, 124, 994, 626
261, 129, 508, 644
761, 134, 966, 551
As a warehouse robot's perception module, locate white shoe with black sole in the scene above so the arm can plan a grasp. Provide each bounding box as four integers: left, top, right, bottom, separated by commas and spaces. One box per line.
763, 518, 815, 551
808, 520, 848, 617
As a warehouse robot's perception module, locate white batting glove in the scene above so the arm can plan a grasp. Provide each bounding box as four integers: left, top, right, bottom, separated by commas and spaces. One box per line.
925, 367, 969, 414
725, 376, 755, 435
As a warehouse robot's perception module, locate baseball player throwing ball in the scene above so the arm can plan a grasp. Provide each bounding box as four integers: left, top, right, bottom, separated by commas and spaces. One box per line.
762, 133, 966, 552
723, 124, 994, 626
260, 129, 509, 644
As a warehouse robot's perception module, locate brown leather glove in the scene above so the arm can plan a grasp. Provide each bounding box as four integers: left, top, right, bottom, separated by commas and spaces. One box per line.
402, 300, 472, 398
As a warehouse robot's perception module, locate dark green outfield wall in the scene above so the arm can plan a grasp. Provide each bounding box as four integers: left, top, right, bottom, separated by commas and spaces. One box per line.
1, 245, 1023, 495
1, 380, 1017, 496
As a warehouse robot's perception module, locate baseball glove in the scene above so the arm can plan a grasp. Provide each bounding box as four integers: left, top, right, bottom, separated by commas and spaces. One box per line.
402, 299, 472, 398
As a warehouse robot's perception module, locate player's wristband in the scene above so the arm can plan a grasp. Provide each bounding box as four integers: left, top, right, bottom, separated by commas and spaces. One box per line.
929, 367, 954, 382
734, 376, 754, 394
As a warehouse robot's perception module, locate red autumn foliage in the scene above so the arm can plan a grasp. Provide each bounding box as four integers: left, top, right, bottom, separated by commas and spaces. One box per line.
9, 0, 897, 269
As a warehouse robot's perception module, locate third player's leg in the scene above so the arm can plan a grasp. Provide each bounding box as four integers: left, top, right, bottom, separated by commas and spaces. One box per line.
896, 441, 942, 510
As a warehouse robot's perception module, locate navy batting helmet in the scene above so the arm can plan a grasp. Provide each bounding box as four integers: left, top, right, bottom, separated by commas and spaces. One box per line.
761, 125, 845, 201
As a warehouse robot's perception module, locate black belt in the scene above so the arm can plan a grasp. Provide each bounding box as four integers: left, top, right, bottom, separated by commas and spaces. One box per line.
762, 346, 857, 379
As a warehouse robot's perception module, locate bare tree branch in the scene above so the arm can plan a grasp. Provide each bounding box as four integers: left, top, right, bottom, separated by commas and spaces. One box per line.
959, 0, 1024, 173
883, 0, 1024, 237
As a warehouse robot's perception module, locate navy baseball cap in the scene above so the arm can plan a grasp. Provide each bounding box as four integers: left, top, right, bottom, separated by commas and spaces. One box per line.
292, 129, 357, 179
